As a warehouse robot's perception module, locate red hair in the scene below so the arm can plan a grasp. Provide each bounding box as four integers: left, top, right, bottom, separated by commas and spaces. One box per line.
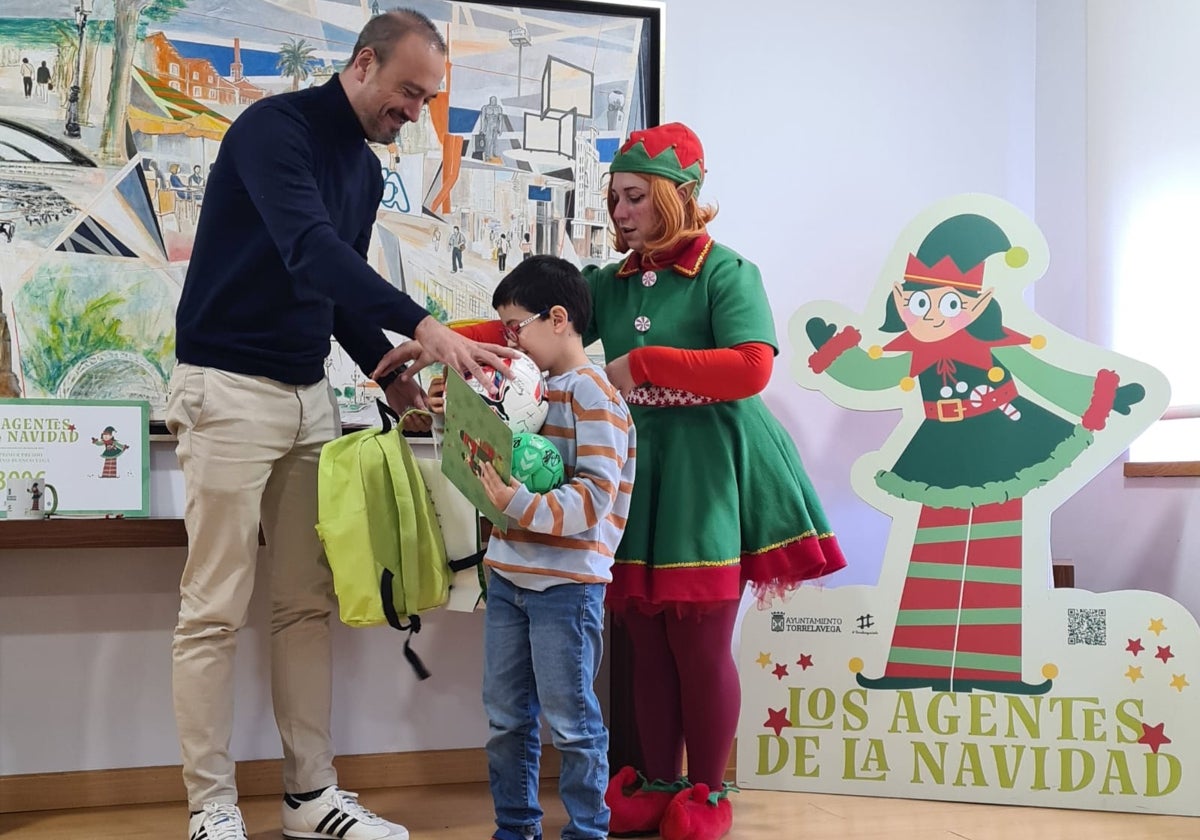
606, 174, 717, 262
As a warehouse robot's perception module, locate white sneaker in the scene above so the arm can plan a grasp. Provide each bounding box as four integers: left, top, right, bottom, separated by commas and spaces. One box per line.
282, 786, 409, 840
188, 803, 247, 840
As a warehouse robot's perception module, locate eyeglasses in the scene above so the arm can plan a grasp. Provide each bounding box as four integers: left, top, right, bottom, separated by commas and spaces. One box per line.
502, 309, 548, 343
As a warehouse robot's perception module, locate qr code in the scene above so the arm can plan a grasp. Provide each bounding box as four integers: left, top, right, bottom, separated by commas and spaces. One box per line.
1067, 608, 1107, 646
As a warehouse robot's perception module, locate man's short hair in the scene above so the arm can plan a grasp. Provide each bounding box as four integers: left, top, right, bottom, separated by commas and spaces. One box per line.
349, 8, 446, 66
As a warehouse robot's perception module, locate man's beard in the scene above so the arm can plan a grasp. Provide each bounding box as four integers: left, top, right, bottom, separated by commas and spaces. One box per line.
369, 125, 402, 144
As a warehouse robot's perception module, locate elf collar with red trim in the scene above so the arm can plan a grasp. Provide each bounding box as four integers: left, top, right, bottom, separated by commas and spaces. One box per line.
884, 327, 1029, 377
615, 234, 714, 279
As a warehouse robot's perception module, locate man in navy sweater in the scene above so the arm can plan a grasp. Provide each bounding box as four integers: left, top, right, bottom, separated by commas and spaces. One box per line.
168, 10, 509, 840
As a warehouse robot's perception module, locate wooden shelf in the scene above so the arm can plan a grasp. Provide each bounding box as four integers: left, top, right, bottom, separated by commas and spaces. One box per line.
1124, 460, 1200, 477
0, 518, 189, 550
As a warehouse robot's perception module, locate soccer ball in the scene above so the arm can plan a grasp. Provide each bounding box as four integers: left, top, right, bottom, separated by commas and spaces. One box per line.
511, 433, 565, 493
464, 352, 548, 435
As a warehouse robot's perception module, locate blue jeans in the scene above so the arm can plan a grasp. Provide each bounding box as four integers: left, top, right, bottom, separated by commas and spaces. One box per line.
482, 572, 610, 840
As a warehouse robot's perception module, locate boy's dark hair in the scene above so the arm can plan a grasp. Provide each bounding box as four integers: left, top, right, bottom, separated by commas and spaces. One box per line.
492, 255, 591, 331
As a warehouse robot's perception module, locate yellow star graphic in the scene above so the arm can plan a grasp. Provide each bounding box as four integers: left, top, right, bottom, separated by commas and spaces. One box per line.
1170, 674, 1189, 693
1125, 665, 1144, 684
1148, 618, 1167, 636
755, 652, 773, 669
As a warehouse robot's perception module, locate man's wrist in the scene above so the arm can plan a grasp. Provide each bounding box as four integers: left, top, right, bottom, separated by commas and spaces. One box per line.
375, 365, 404, 391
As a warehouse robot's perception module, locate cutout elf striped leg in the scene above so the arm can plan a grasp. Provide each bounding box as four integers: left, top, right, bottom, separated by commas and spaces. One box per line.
855, 499, 1052, 695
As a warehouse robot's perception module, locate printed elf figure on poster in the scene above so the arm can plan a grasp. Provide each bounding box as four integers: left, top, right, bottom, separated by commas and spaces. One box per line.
795, 195, 1168, 696
92, 425, 129, 478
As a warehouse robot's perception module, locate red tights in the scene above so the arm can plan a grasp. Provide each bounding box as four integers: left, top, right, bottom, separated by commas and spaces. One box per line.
618, 600, 741, 788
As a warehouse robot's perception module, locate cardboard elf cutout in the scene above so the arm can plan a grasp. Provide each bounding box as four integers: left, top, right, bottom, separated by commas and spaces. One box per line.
736, 195, 1198, 815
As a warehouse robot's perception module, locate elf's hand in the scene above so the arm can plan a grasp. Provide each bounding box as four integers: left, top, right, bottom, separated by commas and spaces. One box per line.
605, 353, 636, 398
1114, 382, 1146, 415
479, 462, 519, 511
806, 317, 838, 350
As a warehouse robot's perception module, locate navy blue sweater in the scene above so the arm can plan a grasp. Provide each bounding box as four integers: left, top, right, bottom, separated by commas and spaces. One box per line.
176, 75, 429, 385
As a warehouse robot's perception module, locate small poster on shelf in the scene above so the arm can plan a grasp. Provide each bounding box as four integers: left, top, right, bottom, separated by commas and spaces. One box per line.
0, 399, 150, 519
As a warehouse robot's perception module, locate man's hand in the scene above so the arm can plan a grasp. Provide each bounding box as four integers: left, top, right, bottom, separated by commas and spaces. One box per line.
401, 411, 433, 433
480, 462, 519, 511
401, 316, 519, 394
372, 342, 421, 383
400, 376, 443, 431
384, 375, 429, 418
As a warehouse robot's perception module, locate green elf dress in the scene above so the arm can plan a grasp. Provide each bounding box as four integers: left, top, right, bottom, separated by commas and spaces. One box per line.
583, 235, 846, 610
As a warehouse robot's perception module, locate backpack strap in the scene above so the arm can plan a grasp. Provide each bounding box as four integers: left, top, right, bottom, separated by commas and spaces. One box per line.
379, 569, 431, 681
448, 549, 486, 573
375, 423, 451, 681
377, 398, 401, 432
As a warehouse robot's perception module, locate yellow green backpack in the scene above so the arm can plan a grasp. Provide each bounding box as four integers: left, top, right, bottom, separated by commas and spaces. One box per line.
316, 401, 481, 678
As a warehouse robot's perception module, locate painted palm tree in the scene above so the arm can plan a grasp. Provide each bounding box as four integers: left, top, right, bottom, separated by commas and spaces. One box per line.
277, 38, 318, 91
98, 0, 186, 163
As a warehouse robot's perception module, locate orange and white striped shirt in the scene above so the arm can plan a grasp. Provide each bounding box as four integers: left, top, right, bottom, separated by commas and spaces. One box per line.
487, 364, 636, 591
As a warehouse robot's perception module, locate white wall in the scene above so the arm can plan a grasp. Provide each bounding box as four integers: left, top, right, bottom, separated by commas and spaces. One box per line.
4, 0, 1196, 779
0, 443, 494, 775
667, 0, 1038, 590
1041, 1, 1200, 614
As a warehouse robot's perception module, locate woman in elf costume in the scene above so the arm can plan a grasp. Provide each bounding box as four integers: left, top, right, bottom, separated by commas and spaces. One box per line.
804, 212, 1145, 695
438, 123, 846, 840
591, 123, 844, 840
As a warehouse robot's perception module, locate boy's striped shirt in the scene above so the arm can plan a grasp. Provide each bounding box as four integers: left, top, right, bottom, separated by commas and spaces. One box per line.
487, 364, 636, 590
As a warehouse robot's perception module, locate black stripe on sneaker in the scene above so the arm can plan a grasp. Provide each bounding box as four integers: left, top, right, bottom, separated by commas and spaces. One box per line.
316, 810, 341, 833
336, 817, 359, 838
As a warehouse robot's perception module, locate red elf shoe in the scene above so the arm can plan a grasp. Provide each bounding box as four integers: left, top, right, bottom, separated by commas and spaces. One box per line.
659, 783, 734, 840
605, 766, 687, 837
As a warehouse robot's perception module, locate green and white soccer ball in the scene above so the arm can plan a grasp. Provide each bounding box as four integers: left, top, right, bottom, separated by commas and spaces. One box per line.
511, 433, 564, 493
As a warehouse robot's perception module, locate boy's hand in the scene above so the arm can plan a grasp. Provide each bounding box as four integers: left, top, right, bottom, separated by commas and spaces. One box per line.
479, 462, 519, 511
428, 375, 446, 415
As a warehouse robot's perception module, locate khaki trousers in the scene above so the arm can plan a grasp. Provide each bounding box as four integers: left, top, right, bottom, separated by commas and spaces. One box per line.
167, 363, 341, 808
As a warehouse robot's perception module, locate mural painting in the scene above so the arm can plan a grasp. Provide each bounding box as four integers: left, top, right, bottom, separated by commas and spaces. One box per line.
0, 1, 659, 423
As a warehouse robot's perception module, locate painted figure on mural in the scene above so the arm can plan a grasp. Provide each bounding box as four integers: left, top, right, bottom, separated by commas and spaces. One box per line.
449, 224, 465, 272
496, 232, 509, 271
36, 60, 51, 101
480, 95, 504, 161
20, 57, 32, 98
801, 209, 1151, 696
607, 88, 625, 130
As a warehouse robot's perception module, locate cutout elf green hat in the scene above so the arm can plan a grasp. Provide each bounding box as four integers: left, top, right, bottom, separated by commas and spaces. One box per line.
609, 122, 706, 189
904, 213, 1029, 291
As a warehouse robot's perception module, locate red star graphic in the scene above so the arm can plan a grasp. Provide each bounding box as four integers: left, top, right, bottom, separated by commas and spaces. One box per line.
771, 663, 789, 680
1126, 638, 1144, 655
1138, 721, 1172, 754
66, 424, 76, 432
764, 707, 791, 737
1156, 645, 1174, 664
796, 653, 814, 670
